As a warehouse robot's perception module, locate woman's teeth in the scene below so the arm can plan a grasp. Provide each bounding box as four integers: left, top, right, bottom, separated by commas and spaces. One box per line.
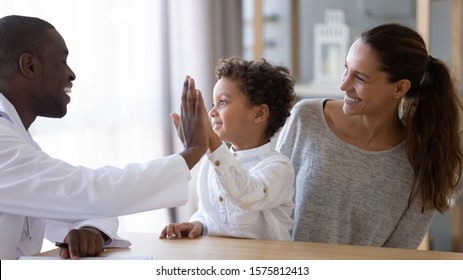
345, 95, 361, 102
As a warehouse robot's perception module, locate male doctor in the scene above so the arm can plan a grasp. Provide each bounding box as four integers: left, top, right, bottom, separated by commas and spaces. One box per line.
0, 15, 209, 259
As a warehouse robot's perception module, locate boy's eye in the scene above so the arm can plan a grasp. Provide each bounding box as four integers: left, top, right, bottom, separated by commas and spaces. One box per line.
211, 99, 228, 108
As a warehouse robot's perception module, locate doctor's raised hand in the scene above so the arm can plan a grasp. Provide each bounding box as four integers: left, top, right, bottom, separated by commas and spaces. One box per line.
175, 76, 209, 170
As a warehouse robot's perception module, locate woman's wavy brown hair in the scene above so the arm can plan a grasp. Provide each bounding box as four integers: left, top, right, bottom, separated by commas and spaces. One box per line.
361, 23, 462, 212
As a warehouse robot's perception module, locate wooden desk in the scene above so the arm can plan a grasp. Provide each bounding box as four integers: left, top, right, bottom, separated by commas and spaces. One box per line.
38, 232, 463, 260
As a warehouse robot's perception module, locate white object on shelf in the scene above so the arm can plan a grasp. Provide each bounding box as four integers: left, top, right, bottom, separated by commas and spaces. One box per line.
313, 9, 349, 86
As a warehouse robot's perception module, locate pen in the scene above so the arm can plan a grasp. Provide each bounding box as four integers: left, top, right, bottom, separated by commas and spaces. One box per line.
55, 242, 69, 248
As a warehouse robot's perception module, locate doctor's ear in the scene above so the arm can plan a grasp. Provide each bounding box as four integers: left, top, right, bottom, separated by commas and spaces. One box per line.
254, 104, 269, 123
18, 53, 36, 78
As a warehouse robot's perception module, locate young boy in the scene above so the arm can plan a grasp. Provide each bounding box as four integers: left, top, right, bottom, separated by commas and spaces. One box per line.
160, 57, 296, 240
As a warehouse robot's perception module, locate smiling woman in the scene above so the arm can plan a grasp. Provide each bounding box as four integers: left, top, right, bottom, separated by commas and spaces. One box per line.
276, 23, 463, 250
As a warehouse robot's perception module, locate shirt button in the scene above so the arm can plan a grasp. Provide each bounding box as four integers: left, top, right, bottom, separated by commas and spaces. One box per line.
263, 187, 267, 193
214, 160, 220, 166
233, 153, 237, 157
218, 196, 224, 202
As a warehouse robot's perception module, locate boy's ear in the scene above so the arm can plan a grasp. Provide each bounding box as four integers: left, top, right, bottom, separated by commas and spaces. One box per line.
254, 104, 269, 123
18, 53, 36, 78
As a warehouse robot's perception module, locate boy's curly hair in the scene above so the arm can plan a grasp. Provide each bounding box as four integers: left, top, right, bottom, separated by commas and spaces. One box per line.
215, 56, 296, 140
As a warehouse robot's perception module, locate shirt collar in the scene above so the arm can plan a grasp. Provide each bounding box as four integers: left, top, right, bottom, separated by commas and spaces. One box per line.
0, 111, 12, 123
229, 141, 273, 160
0, 93, 15, 124
0, 93, 27, 131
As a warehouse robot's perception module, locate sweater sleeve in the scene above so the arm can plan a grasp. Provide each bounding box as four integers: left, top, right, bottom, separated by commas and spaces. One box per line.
382, 198, 435, 249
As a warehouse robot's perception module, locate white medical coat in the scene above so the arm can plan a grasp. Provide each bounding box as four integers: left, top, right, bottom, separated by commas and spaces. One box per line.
0, 93, 190, 259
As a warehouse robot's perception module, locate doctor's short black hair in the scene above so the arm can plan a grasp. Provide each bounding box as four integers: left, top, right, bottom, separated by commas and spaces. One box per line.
215, 56, 296, 140
0, 15, 55, 78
